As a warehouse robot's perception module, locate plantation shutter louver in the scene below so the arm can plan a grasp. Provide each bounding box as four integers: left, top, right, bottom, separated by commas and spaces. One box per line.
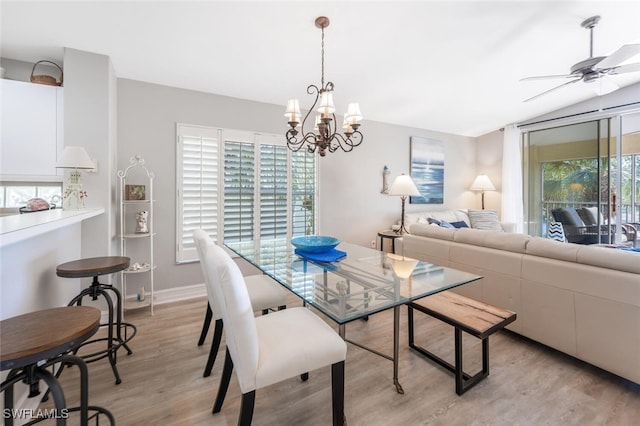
224, 140, 255, 242
177, 124, 219, 262
260, 144, 288, 239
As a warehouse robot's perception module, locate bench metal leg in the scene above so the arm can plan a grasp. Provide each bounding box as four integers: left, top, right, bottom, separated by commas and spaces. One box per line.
408, 305, 492, 396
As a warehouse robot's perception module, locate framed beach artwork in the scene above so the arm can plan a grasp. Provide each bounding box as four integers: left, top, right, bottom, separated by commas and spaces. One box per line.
409, 137, 444, 204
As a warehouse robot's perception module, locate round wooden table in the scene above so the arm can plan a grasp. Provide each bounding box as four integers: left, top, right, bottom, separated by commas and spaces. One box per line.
1, 306, 114, 425
56, 256, 135, 385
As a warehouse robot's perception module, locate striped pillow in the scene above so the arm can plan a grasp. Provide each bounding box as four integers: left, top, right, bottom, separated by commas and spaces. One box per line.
547, 222, 566, 242
468, 210, 503, 231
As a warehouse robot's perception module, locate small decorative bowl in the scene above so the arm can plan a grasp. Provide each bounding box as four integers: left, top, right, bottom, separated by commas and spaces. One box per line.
291, 236, 341, 254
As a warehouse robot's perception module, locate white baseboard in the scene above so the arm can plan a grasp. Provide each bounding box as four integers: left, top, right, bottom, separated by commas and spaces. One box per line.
101, 283, 207, 322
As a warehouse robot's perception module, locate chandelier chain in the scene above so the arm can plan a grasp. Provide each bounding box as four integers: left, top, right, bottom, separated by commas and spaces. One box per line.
321, 25, 325, 87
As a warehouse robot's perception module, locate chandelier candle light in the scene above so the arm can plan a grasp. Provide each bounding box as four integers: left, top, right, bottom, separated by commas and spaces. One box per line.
285, 16, 363, 156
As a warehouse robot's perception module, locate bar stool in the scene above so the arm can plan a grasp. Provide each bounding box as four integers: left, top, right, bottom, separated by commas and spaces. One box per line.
1, 306, 115, 426
56, 256, 136, 385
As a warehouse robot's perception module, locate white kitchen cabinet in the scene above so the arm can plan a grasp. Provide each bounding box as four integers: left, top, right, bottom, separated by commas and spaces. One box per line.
1, 79, 63, 181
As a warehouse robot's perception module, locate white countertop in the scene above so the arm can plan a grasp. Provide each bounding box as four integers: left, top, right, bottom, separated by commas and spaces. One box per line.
0, 208, 104, 247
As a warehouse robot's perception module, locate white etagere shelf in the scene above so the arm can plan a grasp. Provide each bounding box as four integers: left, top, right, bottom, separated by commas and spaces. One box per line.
118, 155, 155, 315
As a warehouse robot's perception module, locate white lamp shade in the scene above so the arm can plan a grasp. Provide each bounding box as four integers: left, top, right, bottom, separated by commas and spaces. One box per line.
470, 174, 496, 191
56, 146, 94, 169
317, 91, 335, 116
344, 102, 363, 123
389, 174, 420, 196
284, 99, 301, 122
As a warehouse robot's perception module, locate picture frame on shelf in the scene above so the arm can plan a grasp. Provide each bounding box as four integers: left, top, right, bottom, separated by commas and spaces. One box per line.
125, 184, 146, 201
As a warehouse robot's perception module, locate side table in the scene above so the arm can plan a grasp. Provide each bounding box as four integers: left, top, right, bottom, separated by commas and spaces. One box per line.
377, 230, 403, 253
1, 306, 114, 425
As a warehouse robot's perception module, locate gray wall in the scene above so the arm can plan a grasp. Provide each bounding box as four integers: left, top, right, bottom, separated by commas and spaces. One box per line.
117, 78, 479, 292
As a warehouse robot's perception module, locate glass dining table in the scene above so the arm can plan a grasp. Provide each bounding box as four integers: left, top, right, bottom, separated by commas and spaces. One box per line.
225, 238, 482, 394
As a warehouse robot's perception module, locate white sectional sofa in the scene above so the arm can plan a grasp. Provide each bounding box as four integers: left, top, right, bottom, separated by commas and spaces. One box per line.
404, 209, 516, 232
399, 223, 640, 385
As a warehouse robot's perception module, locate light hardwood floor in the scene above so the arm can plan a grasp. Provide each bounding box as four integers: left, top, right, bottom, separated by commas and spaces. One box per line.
45, 294, 640, 425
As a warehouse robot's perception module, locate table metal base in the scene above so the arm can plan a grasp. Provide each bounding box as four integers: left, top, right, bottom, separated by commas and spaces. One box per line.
339, 306, 404, 394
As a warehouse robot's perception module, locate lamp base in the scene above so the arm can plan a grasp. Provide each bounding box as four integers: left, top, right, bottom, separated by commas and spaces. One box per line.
63, 182, 86, 210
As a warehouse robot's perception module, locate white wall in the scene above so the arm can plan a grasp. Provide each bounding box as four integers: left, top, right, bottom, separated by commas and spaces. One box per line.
117, 78, 478, 292
318, 120, 478, 247
63, 48, 118, 259
475, 129, 503, 214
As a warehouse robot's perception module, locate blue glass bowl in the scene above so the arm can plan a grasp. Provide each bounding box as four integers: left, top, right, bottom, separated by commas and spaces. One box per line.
291, 236, 341, 254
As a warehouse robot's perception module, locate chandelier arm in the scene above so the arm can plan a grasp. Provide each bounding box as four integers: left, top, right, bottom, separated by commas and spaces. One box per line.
300, 85, 321, 137
326, 130, 364, 153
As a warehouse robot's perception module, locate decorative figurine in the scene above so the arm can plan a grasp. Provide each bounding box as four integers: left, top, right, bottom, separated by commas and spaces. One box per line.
381, 165, 391, 194
135, 211, 149, 233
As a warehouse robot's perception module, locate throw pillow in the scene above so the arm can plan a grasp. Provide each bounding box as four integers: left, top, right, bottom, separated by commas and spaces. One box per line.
427, 217, 441, 225
547, 222, 566, 242
439, 220, 455, 229
468, 210, 503, 231
450, 220, 469, 228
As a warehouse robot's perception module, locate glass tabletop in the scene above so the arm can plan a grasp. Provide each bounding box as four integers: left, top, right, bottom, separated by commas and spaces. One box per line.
225, 238, 482, 325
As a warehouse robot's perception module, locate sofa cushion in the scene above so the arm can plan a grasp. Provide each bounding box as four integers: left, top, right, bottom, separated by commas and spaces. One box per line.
409, 223, 457, 241
525, 237, 580, 262
405, 209, 471, 227
577, 245, 640, 274
452, 228, 491, 246
483, 231, 530, 253
552, 207, 585, 227
468, 210, 502, 231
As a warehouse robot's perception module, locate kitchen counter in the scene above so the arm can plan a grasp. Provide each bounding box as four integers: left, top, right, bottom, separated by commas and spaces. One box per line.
0, 208, 104, 247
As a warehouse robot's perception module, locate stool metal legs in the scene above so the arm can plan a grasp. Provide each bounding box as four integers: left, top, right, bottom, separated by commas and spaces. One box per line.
1, 355, 114, 426
67, 276, 137, 385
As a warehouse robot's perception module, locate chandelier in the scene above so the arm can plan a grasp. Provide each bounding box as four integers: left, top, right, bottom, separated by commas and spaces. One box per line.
284, 16, 363, 157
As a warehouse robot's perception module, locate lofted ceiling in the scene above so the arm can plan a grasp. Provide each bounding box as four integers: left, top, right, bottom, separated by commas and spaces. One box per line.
2, 1, 640, 137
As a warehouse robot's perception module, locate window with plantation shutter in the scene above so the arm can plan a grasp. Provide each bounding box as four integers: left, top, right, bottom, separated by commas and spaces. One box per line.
176, 124, 219, 262
259, 143, 288, 239
224, 139, 255, 242
291, 149, 316, 236
177, 124, 317, 263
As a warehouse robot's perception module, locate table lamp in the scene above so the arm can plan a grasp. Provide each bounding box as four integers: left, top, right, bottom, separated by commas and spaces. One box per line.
389, 174, 420, 234
56, 146, 94, 209
470, 174, 495, 210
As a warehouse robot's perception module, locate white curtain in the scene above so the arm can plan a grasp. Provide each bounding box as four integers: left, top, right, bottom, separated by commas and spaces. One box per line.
501, 124, 524, 233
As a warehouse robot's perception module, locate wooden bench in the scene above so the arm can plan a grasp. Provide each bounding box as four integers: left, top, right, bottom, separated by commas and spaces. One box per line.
407, 291, 516, 395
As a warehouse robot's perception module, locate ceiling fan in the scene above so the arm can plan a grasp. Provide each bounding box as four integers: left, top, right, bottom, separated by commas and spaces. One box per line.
521, 15, 640, 102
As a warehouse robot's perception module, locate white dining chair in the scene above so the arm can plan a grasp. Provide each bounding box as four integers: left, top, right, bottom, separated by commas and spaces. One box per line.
202, 242, 347, 425
193, 230, 288, 377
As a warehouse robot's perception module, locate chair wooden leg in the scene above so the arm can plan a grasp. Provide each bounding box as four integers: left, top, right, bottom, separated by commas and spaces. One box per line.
300, 372, 309, 381
203, 319, 224, 377
238, 391, 256, 426
212, 349, 233, 414
278, 305, 286, 311
331, 361, 345, 426
198, 303, 213, 346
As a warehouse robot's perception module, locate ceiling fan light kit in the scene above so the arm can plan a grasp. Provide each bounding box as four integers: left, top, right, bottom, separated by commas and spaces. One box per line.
522, 15, 640, 102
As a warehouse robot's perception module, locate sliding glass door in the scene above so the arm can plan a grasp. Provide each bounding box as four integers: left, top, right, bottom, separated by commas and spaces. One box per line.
523, 113, 640, 245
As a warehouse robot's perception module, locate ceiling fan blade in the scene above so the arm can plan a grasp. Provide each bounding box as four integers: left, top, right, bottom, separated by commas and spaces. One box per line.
596, 44, 640, 69
609, 62, 640, 75
524, 78, 582, 102
520, 74, 576, 81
